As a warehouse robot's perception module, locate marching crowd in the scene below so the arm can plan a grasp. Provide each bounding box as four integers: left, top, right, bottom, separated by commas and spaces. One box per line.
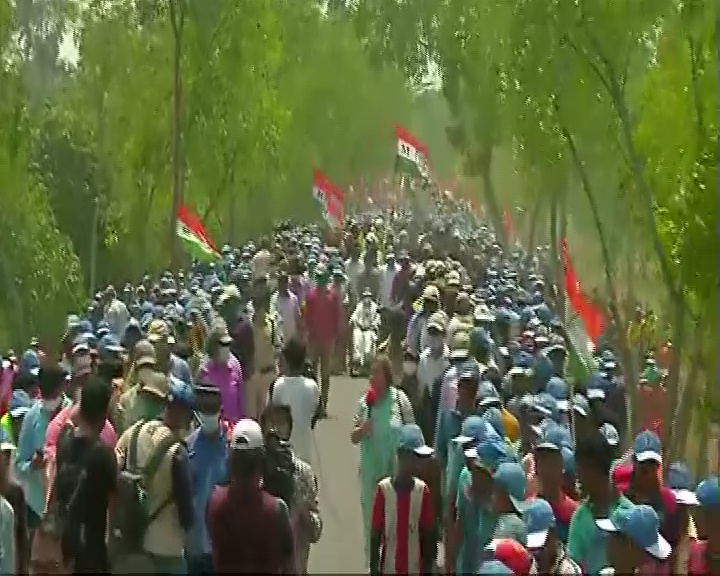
0, 200, 715, 576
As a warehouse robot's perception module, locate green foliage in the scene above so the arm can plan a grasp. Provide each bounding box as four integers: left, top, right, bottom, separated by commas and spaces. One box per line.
0, 0, 459, 347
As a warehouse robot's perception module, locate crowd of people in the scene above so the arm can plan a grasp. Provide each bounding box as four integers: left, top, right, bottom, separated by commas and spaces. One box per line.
0, 195, 715, 575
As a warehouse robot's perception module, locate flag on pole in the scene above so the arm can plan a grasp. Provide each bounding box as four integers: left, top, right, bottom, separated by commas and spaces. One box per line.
561, 238, 605, 383
312, 169, 344, 227
394, 125, 430, 180
176, 204, 220, 261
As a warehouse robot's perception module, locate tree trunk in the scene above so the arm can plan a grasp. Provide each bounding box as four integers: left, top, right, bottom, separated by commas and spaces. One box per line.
169, 0, 186, 271
476, 145, 506, 249
556, 110, 638, 439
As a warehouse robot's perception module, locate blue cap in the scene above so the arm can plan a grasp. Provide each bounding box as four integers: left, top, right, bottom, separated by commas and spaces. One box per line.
476, 560, 513, 575
545, 376, 569, 406
19, 350, 40, 377
524, 498, 555, 548
167, 377, 195, 409
477, 380, 501, 407
398, 424, 434, 456
493, 461, 528, 512
469, 439, 510, 471
533, 392, 559, 422
98, 334, 124, 359
599, 423, 620, 447
633, 430, 662, 463
572, 393, 590, 417
667, 462, 692, 490
596, 504, 671, 560
536, 423, 572, 452
666, 462, 699, 506
8, 390, 33, 418
695, 476, 720, 507
561, 446, 575, 476
452, 415, 487, 445
95, 322, 111, 339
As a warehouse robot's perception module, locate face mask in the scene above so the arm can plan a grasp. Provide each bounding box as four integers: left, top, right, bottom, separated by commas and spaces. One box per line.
402, 361, 417, 376
198, 412, 220, 433
216, 346, 230, 363
429, 335, 444, 351
43, 397, 62, 412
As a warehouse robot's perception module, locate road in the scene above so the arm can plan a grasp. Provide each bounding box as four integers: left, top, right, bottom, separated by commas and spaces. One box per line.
308, 374, 367, 574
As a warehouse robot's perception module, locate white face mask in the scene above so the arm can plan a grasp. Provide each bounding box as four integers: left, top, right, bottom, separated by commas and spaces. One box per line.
43, 397, 62, 412
216, 346, 231, 363
198, 412, 220, 433
402, 361, 417, 376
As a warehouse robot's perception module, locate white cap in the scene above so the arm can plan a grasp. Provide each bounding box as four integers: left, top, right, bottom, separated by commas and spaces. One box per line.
230, 419, 264, 451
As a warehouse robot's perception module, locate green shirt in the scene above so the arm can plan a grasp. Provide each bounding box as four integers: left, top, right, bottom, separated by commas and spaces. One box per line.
567, 494, 633, 576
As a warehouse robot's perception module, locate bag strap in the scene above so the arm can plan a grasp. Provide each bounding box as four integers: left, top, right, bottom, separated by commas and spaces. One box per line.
127, 420, 146, 473
143, 435, 179, 483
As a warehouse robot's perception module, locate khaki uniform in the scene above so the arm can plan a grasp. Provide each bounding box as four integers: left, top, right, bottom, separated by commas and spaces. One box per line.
115, 421, 183, 557
245, 315, 277, 419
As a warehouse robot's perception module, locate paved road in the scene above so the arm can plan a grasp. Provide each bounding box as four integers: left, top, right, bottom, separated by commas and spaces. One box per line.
308, 374, 367, 574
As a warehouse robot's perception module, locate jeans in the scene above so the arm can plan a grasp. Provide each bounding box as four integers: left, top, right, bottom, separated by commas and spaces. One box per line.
187, 553, 214, 576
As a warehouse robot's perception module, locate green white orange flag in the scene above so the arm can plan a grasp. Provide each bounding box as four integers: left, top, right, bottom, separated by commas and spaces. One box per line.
312, 168, 344, 227
394, 124, 429, 180
562, 238, 605, 383
176, 204, 220, 261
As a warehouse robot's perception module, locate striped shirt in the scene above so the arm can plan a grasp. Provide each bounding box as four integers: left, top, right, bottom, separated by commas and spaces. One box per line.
371, 477, 433, 574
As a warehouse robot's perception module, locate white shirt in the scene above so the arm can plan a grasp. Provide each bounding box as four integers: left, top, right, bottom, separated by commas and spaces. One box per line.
379, 263, 398, 308
269, 375, 320, 465
0, 496, 14, 576
417, 345, 450, 396
350, 300, 380, 329
271, 291, 300, 342
104, 298, 129, 339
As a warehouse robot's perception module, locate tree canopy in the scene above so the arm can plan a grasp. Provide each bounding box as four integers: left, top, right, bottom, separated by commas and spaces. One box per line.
0, 0, 458, 345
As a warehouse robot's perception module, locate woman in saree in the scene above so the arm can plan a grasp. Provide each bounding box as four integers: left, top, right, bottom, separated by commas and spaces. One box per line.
350, 354, 415, 567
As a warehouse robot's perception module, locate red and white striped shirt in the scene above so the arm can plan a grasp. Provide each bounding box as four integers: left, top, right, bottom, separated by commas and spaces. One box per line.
371, 477, 433, 574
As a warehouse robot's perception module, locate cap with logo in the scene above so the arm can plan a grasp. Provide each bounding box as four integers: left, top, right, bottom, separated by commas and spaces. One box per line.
633, 430, 662, 464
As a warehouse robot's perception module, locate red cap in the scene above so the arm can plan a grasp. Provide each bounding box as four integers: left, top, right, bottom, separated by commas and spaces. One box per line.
488, 538, 533, 575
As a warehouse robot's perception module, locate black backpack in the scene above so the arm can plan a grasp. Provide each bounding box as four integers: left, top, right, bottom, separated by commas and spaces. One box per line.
108, 422, 178, 561
44, 425, 96, 559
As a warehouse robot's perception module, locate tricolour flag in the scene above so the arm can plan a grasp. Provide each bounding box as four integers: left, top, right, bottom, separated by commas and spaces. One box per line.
562, 238, 605, 383
394, 124, 429, 180
312, 169, 344, 227
176, 204, 220, 261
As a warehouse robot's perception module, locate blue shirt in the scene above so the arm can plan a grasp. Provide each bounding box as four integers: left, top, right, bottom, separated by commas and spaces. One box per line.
434, 409, 464, 469
184, 427, 228, 557
15, 398, 71, 517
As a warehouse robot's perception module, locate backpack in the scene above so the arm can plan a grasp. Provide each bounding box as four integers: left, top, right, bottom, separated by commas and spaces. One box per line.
108, 422, 178, 561
43, 425, 96, 560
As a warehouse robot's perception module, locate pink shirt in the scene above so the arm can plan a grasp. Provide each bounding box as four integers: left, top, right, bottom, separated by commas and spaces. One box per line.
44, 404, 117, 460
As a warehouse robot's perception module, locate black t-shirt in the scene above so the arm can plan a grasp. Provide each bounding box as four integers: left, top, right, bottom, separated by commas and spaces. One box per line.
56, 429, 117, 570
